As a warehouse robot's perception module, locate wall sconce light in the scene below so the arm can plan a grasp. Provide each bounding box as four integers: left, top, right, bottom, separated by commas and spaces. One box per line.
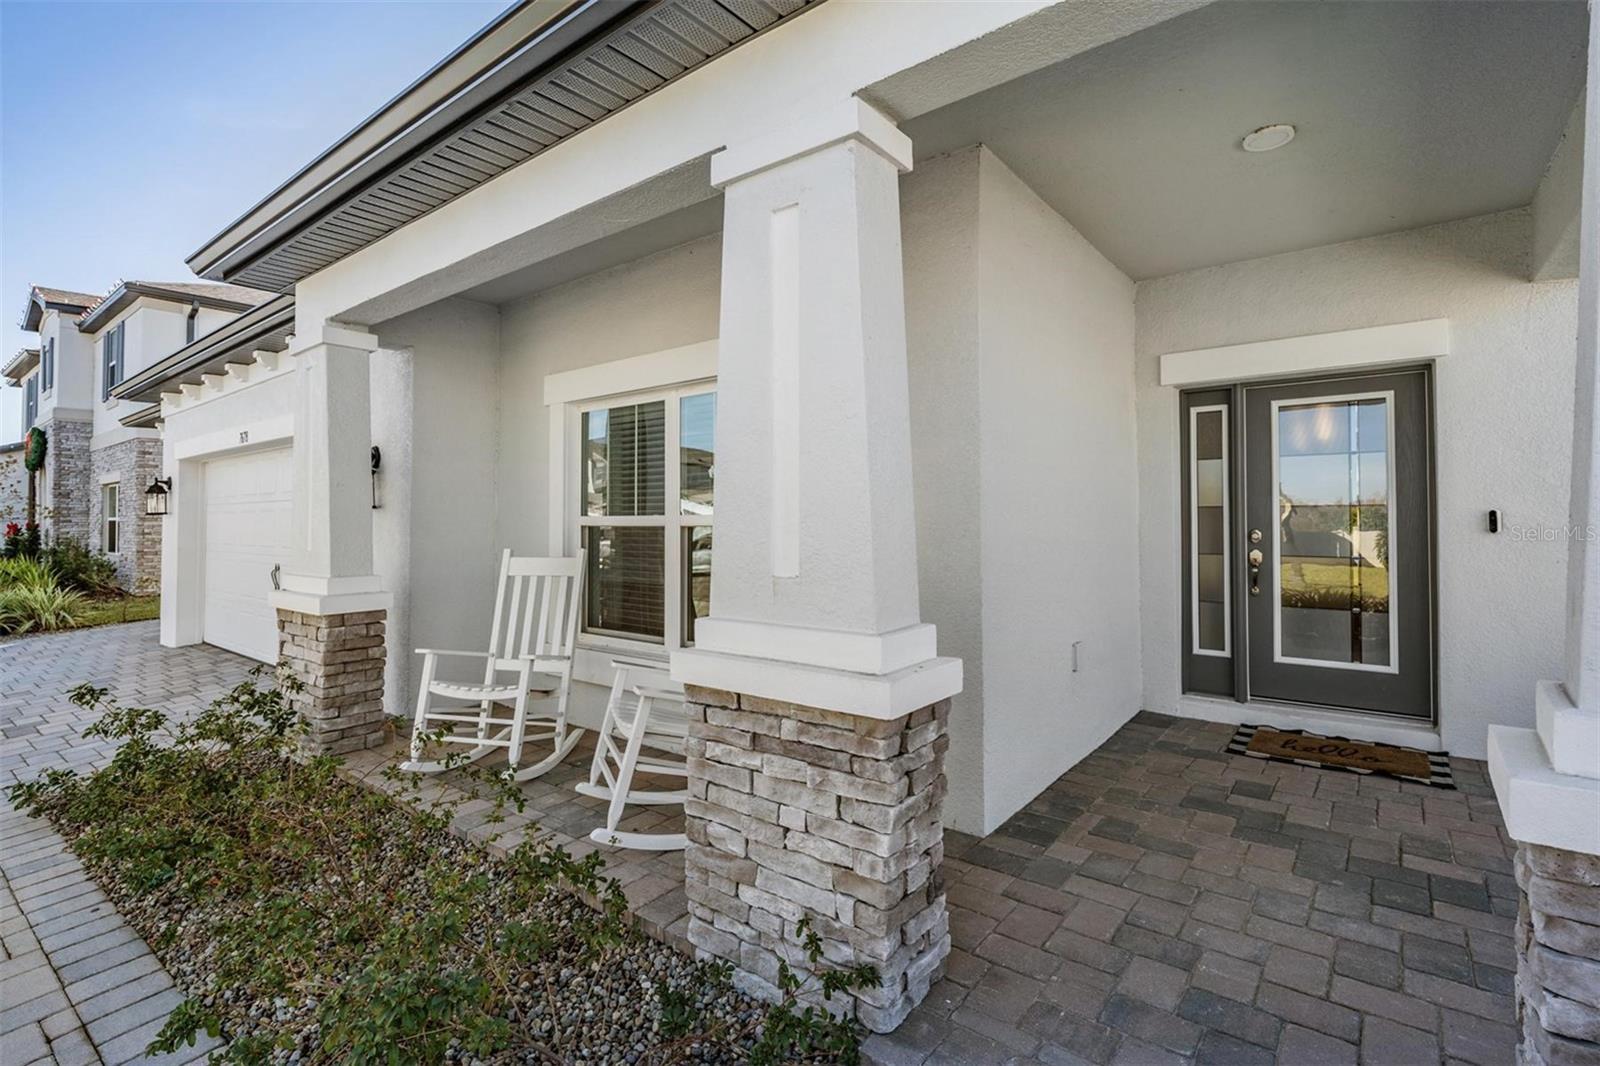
370, 446, 382, 510
145, 476, 172, 517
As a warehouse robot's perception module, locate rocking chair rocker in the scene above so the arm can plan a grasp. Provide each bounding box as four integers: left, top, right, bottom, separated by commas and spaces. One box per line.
400, 549, 586, 781
574, 656, 689, 851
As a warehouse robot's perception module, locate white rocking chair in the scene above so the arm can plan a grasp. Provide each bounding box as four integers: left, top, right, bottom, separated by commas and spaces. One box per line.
400, 549, 586, 782
575, 657, 689, 851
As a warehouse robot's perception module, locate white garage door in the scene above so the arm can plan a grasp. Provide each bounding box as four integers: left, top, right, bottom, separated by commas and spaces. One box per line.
203, 447, 292, 662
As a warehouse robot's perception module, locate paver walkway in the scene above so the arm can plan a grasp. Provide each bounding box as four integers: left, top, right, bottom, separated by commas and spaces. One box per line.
1, 621, 254, 1066
2, 622, 1521, 1065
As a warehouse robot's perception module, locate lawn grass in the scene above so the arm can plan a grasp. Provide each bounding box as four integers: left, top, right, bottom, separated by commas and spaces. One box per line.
74, 594, 160, 629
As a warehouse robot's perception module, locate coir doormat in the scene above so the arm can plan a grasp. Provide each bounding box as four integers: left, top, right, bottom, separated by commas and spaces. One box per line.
1226, 724, 1455, 789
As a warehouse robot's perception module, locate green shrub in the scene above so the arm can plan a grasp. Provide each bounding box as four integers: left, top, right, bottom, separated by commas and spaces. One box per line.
0, 555, 57, 591
43, 538, 121, 595
9, 676, 877, 1065
0, 581, 86, 634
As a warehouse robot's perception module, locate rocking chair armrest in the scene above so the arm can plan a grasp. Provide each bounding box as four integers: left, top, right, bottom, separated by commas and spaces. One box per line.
631, 683, 685, 701
413, 648, 494, 660
517, 653, 571, 662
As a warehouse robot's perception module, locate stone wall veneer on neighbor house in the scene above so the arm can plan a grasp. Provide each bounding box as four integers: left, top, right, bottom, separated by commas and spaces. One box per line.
90, 437, 162, 592
277, 609, 389, 755
683, 687, 950, 1032
42, 414, 91, 543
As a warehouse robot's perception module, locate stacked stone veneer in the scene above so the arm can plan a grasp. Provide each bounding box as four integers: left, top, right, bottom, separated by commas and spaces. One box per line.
0, 447, 25, 527
682, 686, 950, 1033
89, 436, 162, 593
41, 415, 91, 543
1515, 843, 1600, 1065
277, 609, 389, 756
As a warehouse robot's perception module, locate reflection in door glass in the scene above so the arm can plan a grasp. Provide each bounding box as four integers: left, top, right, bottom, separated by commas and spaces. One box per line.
1277, 397, 1392, 668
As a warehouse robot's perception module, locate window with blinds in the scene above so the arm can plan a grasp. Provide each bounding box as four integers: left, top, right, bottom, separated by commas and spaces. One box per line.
101, 324, 124, 400
576, 386, 714, 648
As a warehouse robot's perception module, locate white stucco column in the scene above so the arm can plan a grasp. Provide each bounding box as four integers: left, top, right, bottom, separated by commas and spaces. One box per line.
1489, 10, 1600, 1061
672, 98, 958, 1034
672, 97, 961, 717
271, 322, 392, 755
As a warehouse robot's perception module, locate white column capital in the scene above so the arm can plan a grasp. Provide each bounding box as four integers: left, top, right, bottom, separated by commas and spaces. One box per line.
709, 96, 912, 188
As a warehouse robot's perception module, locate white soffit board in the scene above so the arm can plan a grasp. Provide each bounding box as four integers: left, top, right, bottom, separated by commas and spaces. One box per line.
1159, 319, 1450, 388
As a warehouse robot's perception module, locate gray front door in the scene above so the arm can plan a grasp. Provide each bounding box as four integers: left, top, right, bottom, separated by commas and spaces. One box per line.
1242, 370, 1434, 719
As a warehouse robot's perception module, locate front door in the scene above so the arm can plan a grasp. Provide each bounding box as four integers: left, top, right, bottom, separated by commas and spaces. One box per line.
1242, 370, 1433, 718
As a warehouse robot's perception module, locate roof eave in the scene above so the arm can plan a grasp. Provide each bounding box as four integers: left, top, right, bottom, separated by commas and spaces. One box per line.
186, 0, 620, 281
78, 283, 264, 334
114, 293, 297, 403
3, 349, 41, 383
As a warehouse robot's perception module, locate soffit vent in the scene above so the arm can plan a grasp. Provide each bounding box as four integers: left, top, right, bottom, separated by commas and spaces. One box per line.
232, 0, 817, 292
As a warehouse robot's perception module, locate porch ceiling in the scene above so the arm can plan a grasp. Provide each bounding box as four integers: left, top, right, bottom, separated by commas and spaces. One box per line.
902, 0, 1589, 281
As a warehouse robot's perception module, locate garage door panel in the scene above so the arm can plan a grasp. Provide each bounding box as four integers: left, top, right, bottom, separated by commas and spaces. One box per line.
204, 448, 292, 662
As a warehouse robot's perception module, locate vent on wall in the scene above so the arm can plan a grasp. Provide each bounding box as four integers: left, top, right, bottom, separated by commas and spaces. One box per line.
232, 0, 819, 293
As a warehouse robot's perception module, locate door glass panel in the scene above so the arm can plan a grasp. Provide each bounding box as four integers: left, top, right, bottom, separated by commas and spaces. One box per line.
1191, 407, 1229, 654
1276, 396, 1392, 668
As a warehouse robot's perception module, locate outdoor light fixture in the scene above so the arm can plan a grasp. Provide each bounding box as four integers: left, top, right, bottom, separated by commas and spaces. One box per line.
145, 476, 172, 517
1241, 124, 1296, 152
371, 446, 382, 510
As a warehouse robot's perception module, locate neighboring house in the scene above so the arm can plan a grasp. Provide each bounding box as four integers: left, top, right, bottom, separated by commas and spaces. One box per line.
113, 0, 1600, 1051
7, 281, 270, 591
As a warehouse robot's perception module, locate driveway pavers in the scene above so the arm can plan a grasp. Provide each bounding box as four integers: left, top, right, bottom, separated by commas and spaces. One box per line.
1, 621, 253, 1065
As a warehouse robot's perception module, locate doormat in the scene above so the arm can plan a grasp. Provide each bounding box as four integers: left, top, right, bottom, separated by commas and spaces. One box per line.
1226, 724, 1455, 789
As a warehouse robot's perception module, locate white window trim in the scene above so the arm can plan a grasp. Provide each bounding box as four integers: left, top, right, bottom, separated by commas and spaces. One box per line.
1188, 403, 1231, 658
544, 340, 717, 684
1159, 319, 1449, 388
102, 482, 122, 556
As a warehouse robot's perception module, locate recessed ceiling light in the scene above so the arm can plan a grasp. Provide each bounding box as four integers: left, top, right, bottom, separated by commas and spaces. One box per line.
1242, 124, 1296, 152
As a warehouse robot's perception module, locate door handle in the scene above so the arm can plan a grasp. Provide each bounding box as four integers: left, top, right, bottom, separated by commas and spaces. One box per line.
1248, 541, 1263, 596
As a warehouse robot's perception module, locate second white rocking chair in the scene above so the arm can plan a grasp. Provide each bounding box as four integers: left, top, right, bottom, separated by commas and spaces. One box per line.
575, 657, 690, 851
400, 549, 586, 782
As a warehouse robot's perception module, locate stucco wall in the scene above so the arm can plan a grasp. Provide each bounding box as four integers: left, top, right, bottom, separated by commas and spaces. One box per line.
372, 298, 501, 710
975, 149, 1142, 831
1135, 208, 1579, 758
903, 150, 987, 834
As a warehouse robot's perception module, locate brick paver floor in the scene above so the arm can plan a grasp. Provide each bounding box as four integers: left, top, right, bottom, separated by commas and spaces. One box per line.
1, 621, 254, 1065
2, 623, 1521, 1065
862, 712, 1519, 1066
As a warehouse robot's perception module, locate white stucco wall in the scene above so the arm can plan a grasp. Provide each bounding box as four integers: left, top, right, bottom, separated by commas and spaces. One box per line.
975, 149, 1142, 831
1136, 208, 1579, 758
371, 298, 501, 709
903, 150, 987, 833
901, 147, 1142, 835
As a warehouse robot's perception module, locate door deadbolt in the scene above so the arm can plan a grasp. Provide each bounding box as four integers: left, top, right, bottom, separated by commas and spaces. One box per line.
1249, 528, 1263, 544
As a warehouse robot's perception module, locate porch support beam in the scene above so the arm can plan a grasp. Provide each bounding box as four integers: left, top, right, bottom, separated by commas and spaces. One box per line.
270, 322, 392, 755
1490, 9, 1600, 1063
672, 97, 957, 1033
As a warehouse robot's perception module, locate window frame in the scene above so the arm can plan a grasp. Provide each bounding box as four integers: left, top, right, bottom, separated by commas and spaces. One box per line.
101, 323, 124, 401
41, 338, 54, 395
543, 340, 719, 685
570, 379, 716, 656
23, 375, 38, 429
102, 483, 121, 555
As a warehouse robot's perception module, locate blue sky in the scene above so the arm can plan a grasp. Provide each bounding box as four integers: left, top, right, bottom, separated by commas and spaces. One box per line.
0, 0, 505, 441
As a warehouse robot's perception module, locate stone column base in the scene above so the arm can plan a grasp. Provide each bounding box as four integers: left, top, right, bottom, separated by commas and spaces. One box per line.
681, 686, 950, 1033
1515, 843, 1600, 1065
277, 608, 388, 756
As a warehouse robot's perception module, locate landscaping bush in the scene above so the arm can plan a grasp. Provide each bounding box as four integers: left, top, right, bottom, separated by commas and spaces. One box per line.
8, 674, 877, 1065
0, 557, 86, 634
43, 537, 122, 595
